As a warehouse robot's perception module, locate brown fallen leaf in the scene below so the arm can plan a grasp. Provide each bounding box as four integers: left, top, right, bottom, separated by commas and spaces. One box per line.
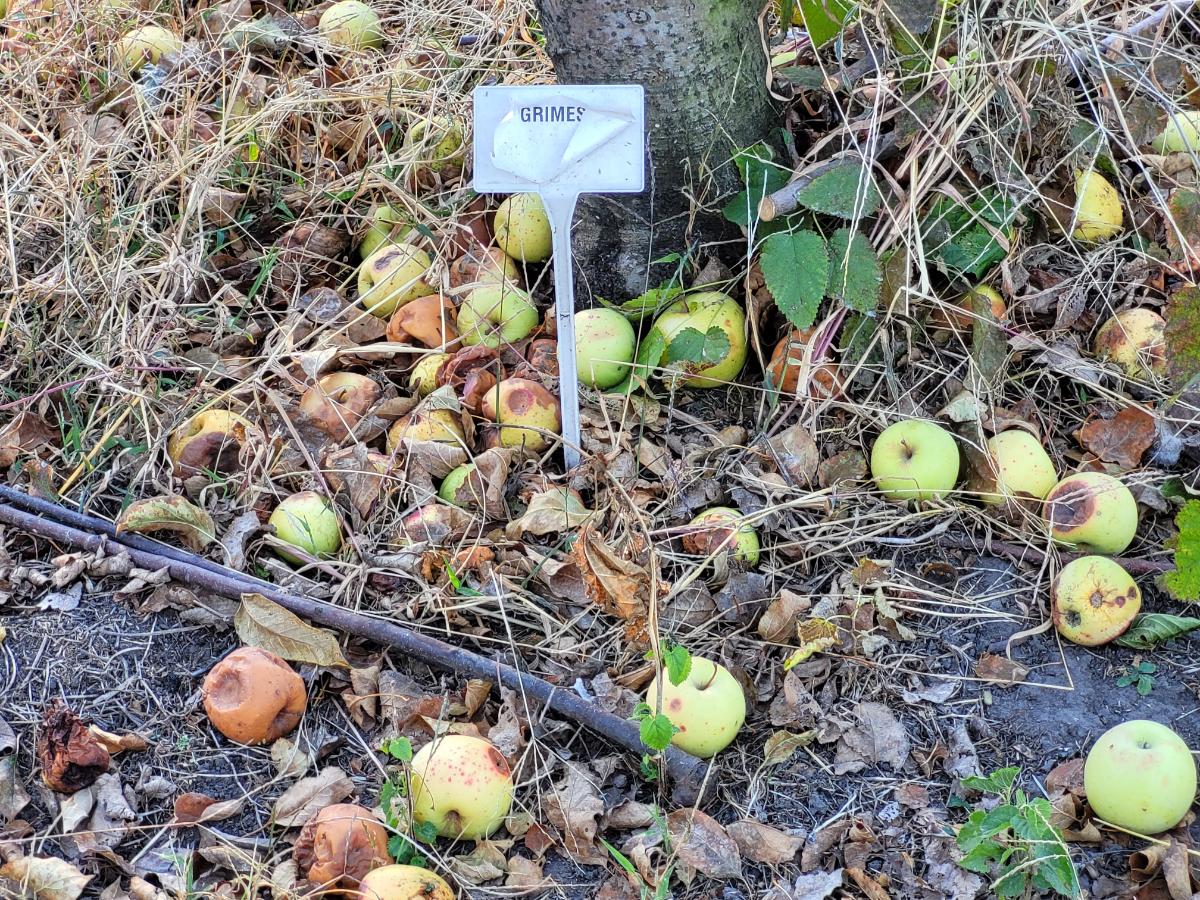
1077, 407, 1156, 469
570, 525, 650, 623
846, 867, 890, 900
37, 702, 110, 793
173, 792, 244, 825
269, 766, 353, 828
115, 495, 216, 552
542, 762, 606, 865
378, 671, 446, 738
763, 728, 816, 766
505, 488, 595, 538
235, 592, 349, 668
0, 755, 31, 822
758, 589, 811, 643
974, 652, 1029, 686
0, 411, 58, 468
87, 726, 149, 755
767, 424, 820, 485
1046, 758, 1086, 797
766, 869, 843, 900
727, 819, 804, 864
834, 702, 910, 774
1162, 837, 1194, 900
817, 449, 867, 489
504, 855, 548, 891
447, 841, 507, 884
0, 856, 93, 900
667, 808, 742, 882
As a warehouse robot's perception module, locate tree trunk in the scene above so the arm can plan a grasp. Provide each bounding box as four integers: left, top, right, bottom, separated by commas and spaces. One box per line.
532, 0, 776, 301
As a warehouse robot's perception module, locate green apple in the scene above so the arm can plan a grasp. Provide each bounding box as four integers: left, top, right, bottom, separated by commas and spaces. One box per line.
358, 205, 412, 261
1052, 556, 1141, 646
359, 866, 454, 900
409, 352, 449, 397
118, 25, 183, 71
980, 430, 1057, 505
438, 463, 481, 508
870, 420, 960, 503
1072, 168, 1123, 242
457, 284, 539, 347
575, 308, 636, 389
1151, 110, 1200, 153
1084, 720, 1197, 834
1094, 308, 1166, 379
1044, 472, 1138, 554
645, 656, 746, 759
681, 507, 760, 567
358, 243, 433, 318
318, 0, 383, 50
494, 193, 552, 263
480, 378, 560, 452
651, 291, 747, 388
405, 115, 465, 173
269, 491, 341, 563
409, 735, 514, 839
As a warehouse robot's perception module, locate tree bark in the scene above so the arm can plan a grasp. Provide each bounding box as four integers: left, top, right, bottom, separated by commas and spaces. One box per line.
533, 0, 776, 301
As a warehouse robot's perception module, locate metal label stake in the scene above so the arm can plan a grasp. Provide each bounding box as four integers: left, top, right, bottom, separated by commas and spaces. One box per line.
472, 84, 646, 469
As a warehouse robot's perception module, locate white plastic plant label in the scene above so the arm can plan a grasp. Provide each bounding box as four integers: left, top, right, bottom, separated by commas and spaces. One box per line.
472, 84, 646, 468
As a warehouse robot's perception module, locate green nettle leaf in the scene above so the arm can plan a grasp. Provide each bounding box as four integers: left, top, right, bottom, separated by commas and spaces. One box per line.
1166, 501, 1200, 602
795, 162, 882, 219
640, 714, 679, 752
1115, 612, 1200, 649
827, 227, 881, 312
962, 766, 1019, 796
723, 143, 789, 227
760, 230, 829, 330
663, 645, 692, 686
798, 0, 858, 47
413, 820, 440, 844
921, 190, 1018, 278
381, 736, 413, 762
666, 326, 730, 366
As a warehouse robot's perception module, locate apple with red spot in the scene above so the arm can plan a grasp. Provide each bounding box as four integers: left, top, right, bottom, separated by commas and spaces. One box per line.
644, 656, 746, 758
409, 734, 514, 839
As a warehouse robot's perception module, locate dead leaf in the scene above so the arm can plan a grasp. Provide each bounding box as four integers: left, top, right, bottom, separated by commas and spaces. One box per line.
765, 868, 843, 900
173, 792, 243, 825
834, 702, 910, 774
974, 652, 1028, 686
0, 412, 58, 468
38, 583, 82, 612
817, 449, 867, 489
767, 424, 820, 485
939, 389, 985, 423
0, 756, 30, 822
542, 762, 606, 865
219, 511, 260, 571
727, 819, 803, 864
0, 856, 93, 900
763, 729, 817, 766
461, 679, 493, 718
1163, 838, 1193, 900
87, 726, 148, 755
74, 773, 136, 852
759, 589, 811, 643
569, 526, 650, 623
115, 495, 216, 552
447, 841, 507, 884
488, 689, 525, 760
37, 702, 110, 793
460, 447, 514, 520
270, 737, 311, 780
269, 766, 353, 828
1077, 407, 1157, 469
1047, 758, 1086, 797
506, 488, 595, 538
922, 834, 983, 899
894, 783, 929, 808
846, 867, 890, 900
378, 671, 445, 737
325, 445, 391, 522
604, 800, 657, 831
504, 855, 547, 891
667, 808, 742, 881
1011, 336, 1106, 388
235, 592, 349, 668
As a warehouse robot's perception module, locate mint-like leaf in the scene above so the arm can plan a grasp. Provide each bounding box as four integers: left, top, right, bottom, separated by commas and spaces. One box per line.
663, 644, 692, 686
795, 161, 881, 218
760, 230, 829, 330
1115, 612, 1200, 649
1166, 500, 1200, 602
639, 713, 679, 752
827, 227, 881, 312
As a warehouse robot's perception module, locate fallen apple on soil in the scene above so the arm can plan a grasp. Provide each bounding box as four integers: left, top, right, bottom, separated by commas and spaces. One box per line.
930, 284, 1007, 333
117, 25, 183, 71
1051, 556, 1141, 646
358, 243, 434, 318
645, 656, 746, 758
359, 204, 411, 260
457, 284, 539, 347
480, 378, 561, 452
293, 803, 390, 891
980, 429, 1057, 505
494, 193, 552, 263
167, 409, 256, 477
1094, 308, 1167, 379
409, 734, 514, 839
1084, 720, 1197, 834
1044, 471, 1138, 554
652, 291, 747, 388
439, 462, 482, 509
202, 647, 306, 745
409, 353, 450, 397
318, 0, 383, 50
870, 420, 960, 503
765, 327, 843, 399
299, 372, 380, 441
386, 293, 458, 348
269, 491, 342, 562
386, 408, 466, 450
575, 308, 635, 389
681, 506, 760, 566
405, 115, 465, 173
1151, 110, 1200, 153
448, 246, 520, 292
358, 864, 455, 900
1072, 168, 1123, 241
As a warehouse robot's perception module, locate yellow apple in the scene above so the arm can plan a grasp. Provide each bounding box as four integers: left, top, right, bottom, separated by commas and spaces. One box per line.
1051, 556, 1141, 646
575, 308, 636, 389
1044, 472, 1138, 554
409, 735, 514, 840
269, 491, 341, 563
1084, 720, 1197, 834
386, 408, 465, 451
409, 352, 450, 397
358, 865, 455, 900
457, 284, 539, 347
438, 463, 482, 509
870, 420, 960, 503
681, 507, 760, 566
318, 0, 383, 50
405, 115, 465, 174
979, 429, 1057, 505
493, 193, 552, 263
645, 656, 746, 758
652, 291, 747, 388
118, 25, 183, 72
480, 378, 560, 452
358, 243, 433, 318
931, 284, 1007, 333
1094, 308, 1166, 379
1072, 168, 1123, 242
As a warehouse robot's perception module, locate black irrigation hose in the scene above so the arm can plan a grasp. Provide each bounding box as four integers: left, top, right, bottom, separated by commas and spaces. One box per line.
0, 491, 710, 803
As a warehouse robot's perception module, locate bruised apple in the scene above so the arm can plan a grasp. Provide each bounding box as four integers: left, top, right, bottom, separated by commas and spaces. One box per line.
299, 372, 380, 441
269, 491, 342, 562
1044, 472, 1138, 554
358, 204, 411, 260
203, 647, 306, 745
481, 378, 560, 452
167, 409, 256, 477
681, 507, 760, 566
318, 0, 383, 50
1051, 556, 1141, 646
358, 244, 433, 318
766, 327, 843, 399
979, 429, 1057, 505
1072, 168, 1123, 242
405, 115, 465, 174
457, 284, 539, 347
1094, 308, 1167, 380
409, 735, 514, 839
386, 294, 458, 348
1084, 720, 1197, 834
409, 353, 449, 397
386, 408, 465, 450
644, 656, 746, 758
359, 865, 455, 900
293, 803, 389, 891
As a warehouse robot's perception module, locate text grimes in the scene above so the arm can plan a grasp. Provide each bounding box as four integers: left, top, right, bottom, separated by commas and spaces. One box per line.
518, 105, 587, 124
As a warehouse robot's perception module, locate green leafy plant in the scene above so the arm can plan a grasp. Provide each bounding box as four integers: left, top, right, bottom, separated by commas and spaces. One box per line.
665, 327, 730, 368
600, 816, 673, 900
1166, 500, 1200, 602
1115, 613, 1200, 649
1115, 660, 1157, 696
955, 767, 1080, 898
645, 642, 693, 686
722, 142, 789, 229
377, 737, 436, 866
921, 190, 1018, 278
